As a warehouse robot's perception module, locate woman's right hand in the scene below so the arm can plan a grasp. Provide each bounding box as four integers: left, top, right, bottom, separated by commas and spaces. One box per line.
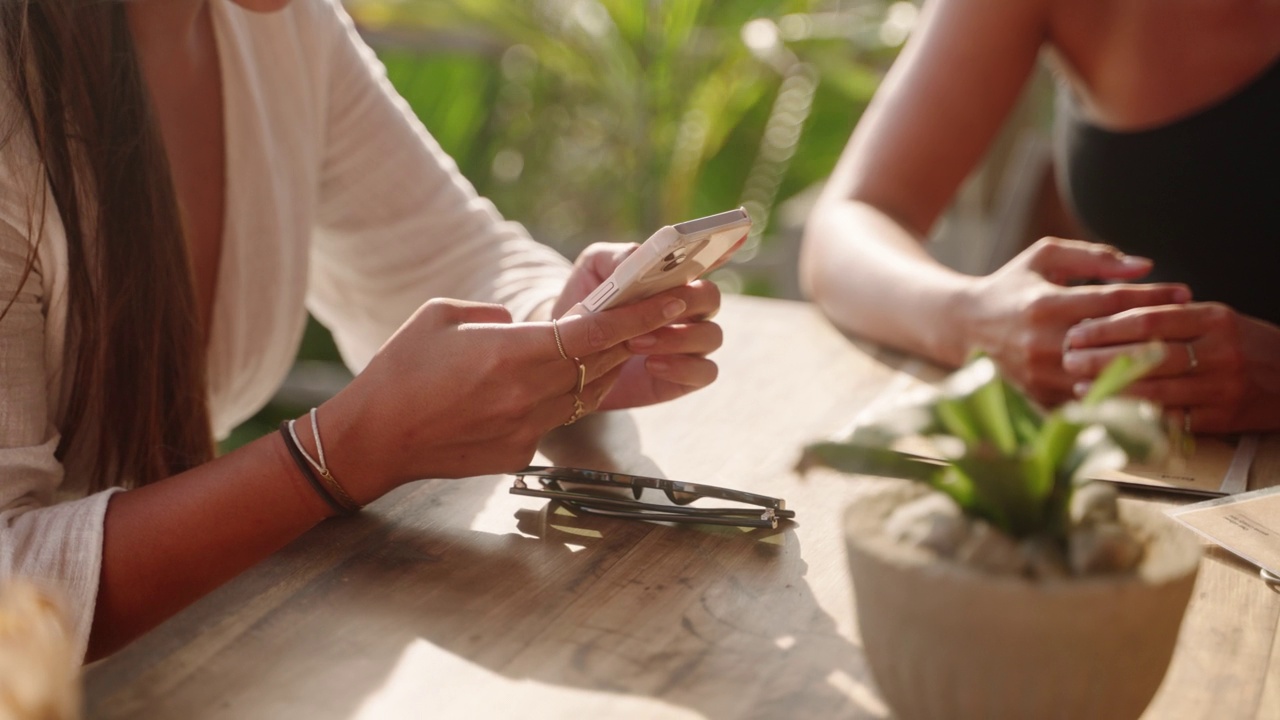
961, 238, 1192, 406
315, 292, 691, 503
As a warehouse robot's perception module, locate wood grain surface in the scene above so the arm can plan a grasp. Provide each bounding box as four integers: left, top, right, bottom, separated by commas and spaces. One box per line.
84, 295, 1280, 719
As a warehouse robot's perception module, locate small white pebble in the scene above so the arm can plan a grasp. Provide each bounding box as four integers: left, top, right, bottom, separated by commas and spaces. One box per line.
1070, 481, 1120, 526
884, 492, 969, 558
957, 522, 1027, 575
1069, 522, 1144, 575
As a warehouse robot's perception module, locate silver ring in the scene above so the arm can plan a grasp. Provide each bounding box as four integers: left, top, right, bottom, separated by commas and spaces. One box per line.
1185, 342, 1199, 373
551, 319, 569, 360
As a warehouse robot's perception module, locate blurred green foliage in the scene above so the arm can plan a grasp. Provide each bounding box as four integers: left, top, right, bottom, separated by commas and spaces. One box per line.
219, 318, 345, 452
225, 0, 913, 451
350, 0, 907, 284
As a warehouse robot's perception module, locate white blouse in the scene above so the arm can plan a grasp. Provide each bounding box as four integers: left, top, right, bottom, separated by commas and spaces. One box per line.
0, 0, 571, 659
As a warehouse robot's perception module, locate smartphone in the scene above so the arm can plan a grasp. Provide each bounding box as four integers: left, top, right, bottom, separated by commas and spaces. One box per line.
564, 207, 751, 316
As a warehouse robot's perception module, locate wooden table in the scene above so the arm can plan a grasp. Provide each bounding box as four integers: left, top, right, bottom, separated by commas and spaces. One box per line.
85, 295, 1280, 719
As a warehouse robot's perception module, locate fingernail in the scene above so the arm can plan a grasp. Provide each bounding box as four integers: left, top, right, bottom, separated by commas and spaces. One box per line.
1119, 255, 1151, 268
1062, 352, 1085, 372
629, 334, 657, 349
647, 357, 670, 373
1173, 287, 1192, 303
1073, 381, 1090, 397
663, 300, 686, 319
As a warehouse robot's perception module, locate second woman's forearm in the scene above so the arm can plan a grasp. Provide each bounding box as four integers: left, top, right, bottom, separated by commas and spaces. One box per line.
800, 199, 977, 366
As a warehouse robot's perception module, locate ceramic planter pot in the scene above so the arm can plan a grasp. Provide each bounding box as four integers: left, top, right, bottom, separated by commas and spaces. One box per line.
843, 482, 1201, 720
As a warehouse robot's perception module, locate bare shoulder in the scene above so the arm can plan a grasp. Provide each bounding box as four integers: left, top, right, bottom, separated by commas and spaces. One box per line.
830, 0, 1054, 234
1046, 0, 1280, 127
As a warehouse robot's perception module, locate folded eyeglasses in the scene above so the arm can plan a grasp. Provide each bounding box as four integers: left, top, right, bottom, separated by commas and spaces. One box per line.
510, 466, 795, 529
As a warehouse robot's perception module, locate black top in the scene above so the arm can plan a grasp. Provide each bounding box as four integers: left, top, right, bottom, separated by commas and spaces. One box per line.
1055, 58, 1280, 325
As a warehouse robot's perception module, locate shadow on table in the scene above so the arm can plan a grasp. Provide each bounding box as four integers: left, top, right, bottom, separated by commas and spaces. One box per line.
312, 510, 879, 719
88, 412, 884, 719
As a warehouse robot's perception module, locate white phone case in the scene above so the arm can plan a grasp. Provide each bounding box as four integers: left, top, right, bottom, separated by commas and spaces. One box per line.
565, 208, 750, 316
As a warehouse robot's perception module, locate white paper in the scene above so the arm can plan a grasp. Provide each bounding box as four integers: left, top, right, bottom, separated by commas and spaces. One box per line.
1168, 484, 1280, 576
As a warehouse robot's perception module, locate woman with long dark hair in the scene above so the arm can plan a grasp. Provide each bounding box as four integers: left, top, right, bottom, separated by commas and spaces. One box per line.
0, 0, 723, 661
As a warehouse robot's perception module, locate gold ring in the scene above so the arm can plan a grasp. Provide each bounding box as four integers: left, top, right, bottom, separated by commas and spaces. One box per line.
551, 318, 568, 360
572, 357, 586, 394
564, 395, 586, 426
1185, 342, 1199, 373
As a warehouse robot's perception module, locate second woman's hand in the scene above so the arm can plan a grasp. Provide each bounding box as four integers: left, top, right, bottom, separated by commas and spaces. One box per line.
1063, 302, 1280, 434
961, 238, 1191, 406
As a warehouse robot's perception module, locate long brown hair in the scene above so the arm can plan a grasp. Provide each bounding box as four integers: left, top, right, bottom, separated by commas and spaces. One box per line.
0, 2, 213, 490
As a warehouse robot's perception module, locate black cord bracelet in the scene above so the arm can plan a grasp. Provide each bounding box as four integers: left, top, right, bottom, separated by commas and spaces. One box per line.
279, 421, 351, 516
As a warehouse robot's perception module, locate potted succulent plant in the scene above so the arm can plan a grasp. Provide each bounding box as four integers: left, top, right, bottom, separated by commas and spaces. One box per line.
800, 346, 1202, 720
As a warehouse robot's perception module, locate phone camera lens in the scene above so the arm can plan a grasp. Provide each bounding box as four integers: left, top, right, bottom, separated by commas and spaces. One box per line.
662, 248, 688, 272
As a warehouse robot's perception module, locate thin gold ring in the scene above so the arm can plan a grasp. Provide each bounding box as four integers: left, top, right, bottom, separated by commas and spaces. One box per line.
1185, 342, 1199, 373
551, 318, 568, 360
552, 319, 585, 424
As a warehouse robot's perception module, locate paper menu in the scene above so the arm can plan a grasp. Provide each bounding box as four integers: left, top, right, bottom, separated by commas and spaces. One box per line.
883, 433, 1254, 497
1168, 484, 1280, 576
1088, 435, 1254, 497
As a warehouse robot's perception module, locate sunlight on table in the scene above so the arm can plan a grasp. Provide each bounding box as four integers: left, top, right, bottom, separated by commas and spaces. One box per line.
353, 638, 703, 719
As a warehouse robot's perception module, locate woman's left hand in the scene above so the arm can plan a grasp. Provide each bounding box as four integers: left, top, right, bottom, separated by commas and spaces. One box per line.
552, 242, 723, 410
1062, 302, 1280, 433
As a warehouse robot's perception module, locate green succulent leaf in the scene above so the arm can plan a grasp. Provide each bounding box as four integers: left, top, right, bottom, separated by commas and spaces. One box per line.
801, 349, 1168, 545
1029, 415, 1083, 496
797, 442, 945, 484
968, 374, 1019, 455
932, 465, 978, 509
936, 354, 1000, 399
1061, 426, 1130, 485
1060, 398, 1168, 466
1081, 341, 1166, 406
933, 397, 983, 446
953, 452, 1043, 537
1009, 393, 1043, 443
